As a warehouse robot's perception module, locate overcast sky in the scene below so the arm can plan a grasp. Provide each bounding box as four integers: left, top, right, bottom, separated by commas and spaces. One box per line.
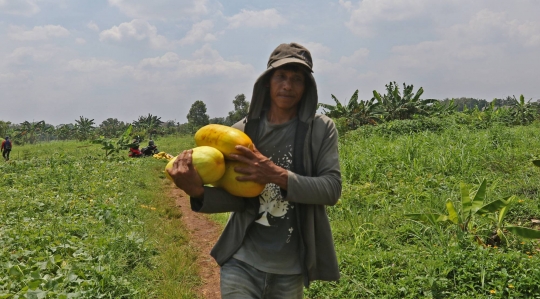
1, 0, 539, 125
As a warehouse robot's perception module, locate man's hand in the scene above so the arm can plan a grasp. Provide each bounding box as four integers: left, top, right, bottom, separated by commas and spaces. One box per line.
229, 144, 289, 190
167, 149, 205, 197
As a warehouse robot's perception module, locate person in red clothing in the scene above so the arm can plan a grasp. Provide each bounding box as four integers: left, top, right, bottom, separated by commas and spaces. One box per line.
128, 138, 143, 157
1, 136, 12, 161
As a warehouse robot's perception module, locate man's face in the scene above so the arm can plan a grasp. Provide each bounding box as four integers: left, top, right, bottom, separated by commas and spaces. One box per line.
269, 67, 305, 112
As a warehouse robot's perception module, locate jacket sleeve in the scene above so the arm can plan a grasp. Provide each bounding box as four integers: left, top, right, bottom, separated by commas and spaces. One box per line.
190, 185, 247, 213
284, 116, 342, 206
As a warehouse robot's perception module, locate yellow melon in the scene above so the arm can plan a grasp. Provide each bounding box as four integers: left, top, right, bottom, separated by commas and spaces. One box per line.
212, 161, 265, 197
194, 124, 253, 158
165, 146, 225, 184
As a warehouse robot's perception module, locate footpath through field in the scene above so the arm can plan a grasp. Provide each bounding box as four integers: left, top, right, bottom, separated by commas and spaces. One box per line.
171, 187, 222, 299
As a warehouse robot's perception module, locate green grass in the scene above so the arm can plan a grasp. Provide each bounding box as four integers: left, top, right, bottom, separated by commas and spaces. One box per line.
4, 123, 540, 298
0, 137, 201, 298
305, 122, 540, 298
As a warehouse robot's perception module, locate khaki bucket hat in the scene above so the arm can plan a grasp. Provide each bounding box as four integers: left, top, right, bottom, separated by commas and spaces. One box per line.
266, 42, 313, 72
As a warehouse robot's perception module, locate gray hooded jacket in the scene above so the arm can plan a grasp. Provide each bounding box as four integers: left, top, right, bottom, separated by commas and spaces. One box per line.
190, 43, 341, 286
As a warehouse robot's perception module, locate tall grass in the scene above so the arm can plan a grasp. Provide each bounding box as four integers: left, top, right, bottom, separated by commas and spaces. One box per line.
306, 122, 540, 298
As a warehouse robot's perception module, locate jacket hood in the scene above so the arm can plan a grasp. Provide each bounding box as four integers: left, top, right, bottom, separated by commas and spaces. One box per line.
247, 43, 318, 123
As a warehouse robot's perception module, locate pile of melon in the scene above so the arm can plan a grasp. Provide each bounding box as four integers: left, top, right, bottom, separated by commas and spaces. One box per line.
165, 124, 265, 197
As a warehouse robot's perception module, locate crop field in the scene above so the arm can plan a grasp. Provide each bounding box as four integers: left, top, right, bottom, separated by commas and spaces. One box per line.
2, 120, 540, 298
0, 138, 201, 298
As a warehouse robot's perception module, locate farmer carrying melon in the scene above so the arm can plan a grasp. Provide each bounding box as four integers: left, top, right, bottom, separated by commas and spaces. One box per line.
168, 42, 342, 298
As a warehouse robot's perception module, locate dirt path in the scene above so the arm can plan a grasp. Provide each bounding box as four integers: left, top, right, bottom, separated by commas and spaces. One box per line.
171, 188, 222, 299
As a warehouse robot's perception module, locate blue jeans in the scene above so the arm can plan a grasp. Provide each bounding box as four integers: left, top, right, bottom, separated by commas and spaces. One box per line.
220, 258, 304, 299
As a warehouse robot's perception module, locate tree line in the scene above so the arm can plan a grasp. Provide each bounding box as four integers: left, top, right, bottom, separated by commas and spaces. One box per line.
2, 82, 539, 145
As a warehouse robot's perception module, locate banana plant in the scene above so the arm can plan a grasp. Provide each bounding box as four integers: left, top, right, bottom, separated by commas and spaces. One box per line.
319, 90, 384, 130
373, 82, 437, 121
406, 179, 540, 245
92, 124, 137, 157
510, 94, 536, 125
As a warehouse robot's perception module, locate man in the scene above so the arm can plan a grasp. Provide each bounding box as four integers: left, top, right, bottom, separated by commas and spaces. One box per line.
1, 136, 12, 161
168, 43, 341, 298
142, 139, 159, 156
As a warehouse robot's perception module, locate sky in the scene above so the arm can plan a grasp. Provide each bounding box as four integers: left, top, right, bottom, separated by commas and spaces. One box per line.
1, 0, 539, 126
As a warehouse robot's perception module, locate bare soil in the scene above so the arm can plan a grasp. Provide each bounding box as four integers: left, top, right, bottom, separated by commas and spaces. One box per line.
171, 188, 222, 299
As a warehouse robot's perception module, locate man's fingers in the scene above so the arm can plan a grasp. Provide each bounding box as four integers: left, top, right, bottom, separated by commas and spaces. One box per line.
234, 145, 256, 156
234, 165, 251, 174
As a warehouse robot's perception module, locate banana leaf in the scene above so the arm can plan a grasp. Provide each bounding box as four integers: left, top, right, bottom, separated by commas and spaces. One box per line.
504, 226, 540, 239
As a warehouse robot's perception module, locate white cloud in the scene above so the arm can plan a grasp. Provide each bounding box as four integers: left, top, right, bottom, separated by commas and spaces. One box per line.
108, 0, 208, 20
0, 0, 40, 16
300, 42, 331, 59
227, 9, 286, 29
87, 21, 99, 31
338, 0, 353, 11
67, 58, 120, 72
179, 20, 216, 45
99, 19, 171, 49
339, 48, 369, 65
344, 0, 429, 36
134, 44, 254, 80
8, 25, 70, 41
139, 52, 180, 68
75, 38, 86, 44
7, 46, 62, 64
446, 9, 540, 47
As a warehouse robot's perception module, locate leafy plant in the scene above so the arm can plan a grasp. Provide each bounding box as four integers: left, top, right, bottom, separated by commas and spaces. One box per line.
74, 116, 96, 141
319, 90, 384, 131
373, 82, 437, 121
406, 179, 540, 245
92, 124, 138, 157
509, 94, 536, 125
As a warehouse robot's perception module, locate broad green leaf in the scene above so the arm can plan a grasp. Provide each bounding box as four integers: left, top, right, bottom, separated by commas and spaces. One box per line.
28, 279, 43, 289
498, 196, 515, 226
533, 160, 540, 167
470, 179, 487, 214
373, 90, 382, 102
446, 201, 459, 224
476, 199, 509, 215
460, 182, 472, 216
504, 226, 540, 239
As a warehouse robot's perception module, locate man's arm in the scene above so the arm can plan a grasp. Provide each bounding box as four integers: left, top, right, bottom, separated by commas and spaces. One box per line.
232, 118, 341, 206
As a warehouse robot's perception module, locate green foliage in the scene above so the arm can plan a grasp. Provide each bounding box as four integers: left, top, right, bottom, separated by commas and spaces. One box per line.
132, 114, 163, 139
98, 118, 129, 138
373, 81, 437, 121
226, 94, 250, 125
74, 116, 96, 141
319, 90, 384, 132
306, 123, 540, 298
14, 120, 46, 144
509, 94, 537, 125
406, 179, 540, 247
186, 100, 210, 131
92, 124, 138, 157
0, 137, 200, 297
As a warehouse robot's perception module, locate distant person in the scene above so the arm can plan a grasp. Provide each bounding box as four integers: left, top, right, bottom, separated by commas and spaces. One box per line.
128, 138, 143, 157
167, 42, 341, 298
1, 136, 12, 161
142, 139, 159, 156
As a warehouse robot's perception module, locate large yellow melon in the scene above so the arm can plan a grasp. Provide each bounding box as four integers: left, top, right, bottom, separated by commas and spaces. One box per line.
165, 146, 225, 184
194, 124, 253, 158
212, 161, 265, 197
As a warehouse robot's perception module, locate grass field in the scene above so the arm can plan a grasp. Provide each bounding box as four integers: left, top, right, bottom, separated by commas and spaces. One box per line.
0, 138, 201, 298
2, 121, 540, 298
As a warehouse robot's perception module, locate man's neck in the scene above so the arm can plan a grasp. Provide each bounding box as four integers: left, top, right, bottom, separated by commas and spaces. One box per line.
266, 107, 298, 125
